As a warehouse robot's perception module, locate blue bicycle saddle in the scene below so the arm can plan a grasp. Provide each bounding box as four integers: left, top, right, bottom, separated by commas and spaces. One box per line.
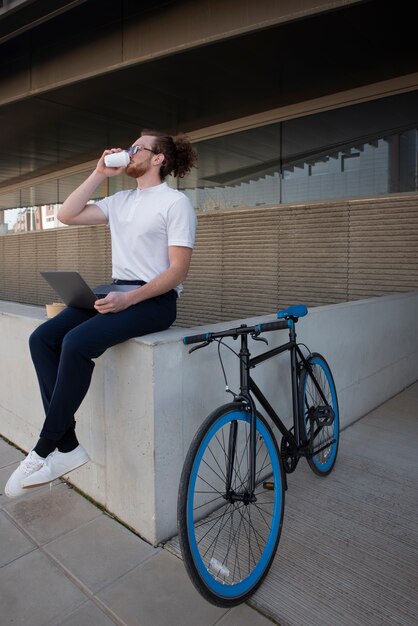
277, 304, 308, 319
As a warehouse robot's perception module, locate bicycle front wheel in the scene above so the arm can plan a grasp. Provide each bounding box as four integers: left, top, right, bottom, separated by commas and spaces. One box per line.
299, 353, 339, 476
177, 403, 284, 607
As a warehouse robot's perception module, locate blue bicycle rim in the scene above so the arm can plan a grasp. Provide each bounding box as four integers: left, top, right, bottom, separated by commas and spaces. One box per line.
186, 409, 282, 599
305, 356, 339, 472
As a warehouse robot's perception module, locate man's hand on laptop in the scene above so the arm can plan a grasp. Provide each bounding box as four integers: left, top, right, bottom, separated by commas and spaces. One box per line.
94, 291, 132, 314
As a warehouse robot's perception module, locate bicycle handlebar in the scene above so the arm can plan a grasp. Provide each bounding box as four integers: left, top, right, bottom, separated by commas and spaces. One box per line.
183, 332, 212, 345
183, 319, 290, 345
183, 304, 309, 346
256, 320, 290, 333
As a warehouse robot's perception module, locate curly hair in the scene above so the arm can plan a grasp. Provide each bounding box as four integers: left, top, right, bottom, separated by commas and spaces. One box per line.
141, 129, 197, 180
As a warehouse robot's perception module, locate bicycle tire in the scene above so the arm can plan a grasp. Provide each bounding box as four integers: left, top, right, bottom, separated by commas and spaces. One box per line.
299, 353, 339, 476
177, 402, 284, 607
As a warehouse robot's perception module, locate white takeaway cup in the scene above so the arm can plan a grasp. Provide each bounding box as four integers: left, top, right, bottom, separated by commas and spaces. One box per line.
104, 151, 130, 168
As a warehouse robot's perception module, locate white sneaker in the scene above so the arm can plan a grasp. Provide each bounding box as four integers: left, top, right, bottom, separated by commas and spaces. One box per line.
4, 450, 46, 498
22, 445, 90, 488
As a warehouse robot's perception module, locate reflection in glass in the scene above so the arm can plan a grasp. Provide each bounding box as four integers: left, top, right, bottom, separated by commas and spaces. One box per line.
179, 90, 418, 211
1, 91, 417, 230
178, 125, 281, 211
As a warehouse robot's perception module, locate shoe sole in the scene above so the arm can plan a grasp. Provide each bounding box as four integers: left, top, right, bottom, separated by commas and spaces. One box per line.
22, 457, 89, 488
4, 487, 25, 498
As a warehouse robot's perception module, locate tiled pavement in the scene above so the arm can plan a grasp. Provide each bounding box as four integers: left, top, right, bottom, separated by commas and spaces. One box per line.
2, 382, 418, 625
0, 439, 274, 626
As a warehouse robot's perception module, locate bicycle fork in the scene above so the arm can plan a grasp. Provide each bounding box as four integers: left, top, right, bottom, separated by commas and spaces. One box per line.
225, 331, 258, 502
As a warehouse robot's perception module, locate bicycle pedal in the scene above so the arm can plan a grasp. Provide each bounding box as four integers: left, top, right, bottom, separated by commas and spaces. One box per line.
309, 405, 335, 426
263, 481, 274, 491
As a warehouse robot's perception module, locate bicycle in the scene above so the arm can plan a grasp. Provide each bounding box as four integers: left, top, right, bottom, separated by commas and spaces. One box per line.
177, 304, 339, 607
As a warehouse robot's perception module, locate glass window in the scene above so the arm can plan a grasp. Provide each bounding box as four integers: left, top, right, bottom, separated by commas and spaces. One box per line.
2, 90, 417, 232
179, 90, 418, 210
178, 125, 281, 211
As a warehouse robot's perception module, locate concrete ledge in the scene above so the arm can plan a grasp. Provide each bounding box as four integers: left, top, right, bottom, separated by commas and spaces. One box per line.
1, 292, 418, 544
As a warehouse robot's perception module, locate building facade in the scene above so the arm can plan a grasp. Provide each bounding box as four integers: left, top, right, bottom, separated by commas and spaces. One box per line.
0, 0, 417, 324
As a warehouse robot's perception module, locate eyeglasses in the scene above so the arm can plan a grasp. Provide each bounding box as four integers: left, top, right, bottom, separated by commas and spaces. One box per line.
127, 145, 159, 155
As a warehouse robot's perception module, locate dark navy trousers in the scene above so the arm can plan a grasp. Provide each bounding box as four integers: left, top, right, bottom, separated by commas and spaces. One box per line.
29, 290, 177, 440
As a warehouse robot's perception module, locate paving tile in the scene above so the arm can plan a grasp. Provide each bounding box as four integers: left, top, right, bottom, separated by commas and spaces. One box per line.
52, 600, 117, 626
44, 514, 157, 593
0, 510, 36, 566
5, 483, 102, 544
356, 403, 418, 437
0, 550, 86, 626
98, 550, 227, 626
0, 438, 25, 468
218, 605, 276, 625
403, 382, 418, 398
341, 432, 417, 478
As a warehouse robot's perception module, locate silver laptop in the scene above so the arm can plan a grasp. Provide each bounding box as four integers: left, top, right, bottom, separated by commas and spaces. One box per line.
41, 271, 138, 309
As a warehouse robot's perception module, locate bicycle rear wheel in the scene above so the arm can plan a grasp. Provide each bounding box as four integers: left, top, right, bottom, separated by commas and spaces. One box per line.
299, 353, 339, 476
177, 402, 284, 607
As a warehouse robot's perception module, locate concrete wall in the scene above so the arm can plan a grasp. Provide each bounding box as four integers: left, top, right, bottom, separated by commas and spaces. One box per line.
1, 292, 417, 544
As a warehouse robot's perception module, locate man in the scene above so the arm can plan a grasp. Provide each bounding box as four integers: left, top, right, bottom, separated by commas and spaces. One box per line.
5, 130, 197, 497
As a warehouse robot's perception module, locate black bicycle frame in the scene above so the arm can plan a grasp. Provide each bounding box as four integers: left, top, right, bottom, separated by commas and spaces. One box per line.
222, 322, 332, 496
252, 326, 305, 434
233, 325, 314, 494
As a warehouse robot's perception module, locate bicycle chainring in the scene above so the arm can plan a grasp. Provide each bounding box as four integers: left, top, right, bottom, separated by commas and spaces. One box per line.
280, 436, 298, 473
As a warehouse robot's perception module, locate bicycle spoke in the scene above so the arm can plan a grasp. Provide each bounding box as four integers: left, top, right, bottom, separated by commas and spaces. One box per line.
255, 449, 272, 483
252, 502, 274, 528
201, 503, 234, 555
206, 505, 232, 565
209, 435, 229, 481
233, 423, 250, 488
201, 456, 228, 486
248, 505, 265, 558
193, 506, 233, 532
193, 493, 225, 512
195, 473, 225, 498
222, 504, 238, 578
231, 506, 245, 582
234, 502, 261, 570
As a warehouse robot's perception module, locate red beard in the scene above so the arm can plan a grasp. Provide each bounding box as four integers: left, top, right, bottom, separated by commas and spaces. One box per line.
125, 161, 150, 179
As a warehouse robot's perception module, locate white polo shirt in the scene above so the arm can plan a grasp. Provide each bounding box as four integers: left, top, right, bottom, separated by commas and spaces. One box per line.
95, 182, 197, 295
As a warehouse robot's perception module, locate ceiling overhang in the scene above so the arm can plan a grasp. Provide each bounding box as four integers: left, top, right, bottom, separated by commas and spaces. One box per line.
0, 0, 416, 209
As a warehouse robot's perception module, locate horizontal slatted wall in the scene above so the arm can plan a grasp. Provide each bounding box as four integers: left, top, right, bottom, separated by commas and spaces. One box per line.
3, 235, 20, 303
348, 197, 418, 299
0, 195, 417, 326
176, 194, 418, 326
222, 210, 279, 321
78, 226, 111, 289
19, 232, 39, 304
277, 202, 349, 308
177, 213, 223, 327
0, 225, 112, 307
37, 230, 58, 306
